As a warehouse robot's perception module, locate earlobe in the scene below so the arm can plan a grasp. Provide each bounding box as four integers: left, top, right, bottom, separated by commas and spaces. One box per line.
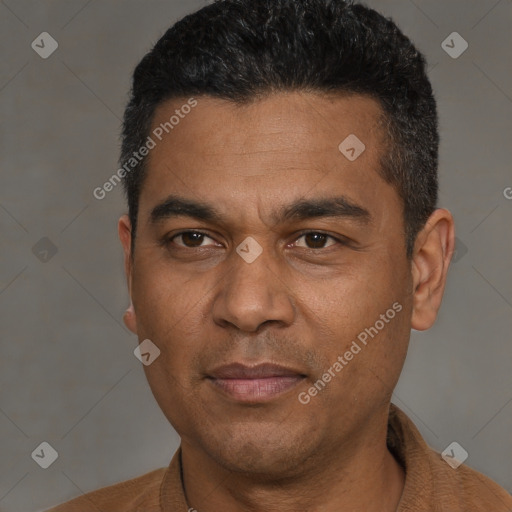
123, 302, 138, 334
118, 215, 138, 335
410, 208, 455, 331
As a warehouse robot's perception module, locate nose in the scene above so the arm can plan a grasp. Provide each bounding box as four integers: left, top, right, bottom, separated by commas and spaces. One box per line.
211, 242, 296, 332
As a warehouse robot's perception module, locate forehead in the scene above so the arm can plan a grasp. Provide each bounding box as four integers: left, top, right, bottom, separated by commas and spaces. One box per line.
138, 92, 399, 228
150, 91, 385, 156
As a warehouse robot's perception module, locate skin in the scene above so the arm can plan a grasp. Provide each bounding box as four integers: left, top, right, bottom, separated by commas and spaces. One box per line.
118, 91, 455, 512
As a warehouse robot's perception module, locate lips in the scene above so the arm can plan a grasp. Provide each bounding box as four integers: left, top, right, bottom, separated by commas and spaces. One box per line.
207, 363, 306, 402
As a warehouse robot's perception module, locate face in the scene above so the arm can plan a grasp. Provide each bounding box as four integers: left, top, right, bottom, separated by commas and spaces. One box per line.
120, 92, 417, 477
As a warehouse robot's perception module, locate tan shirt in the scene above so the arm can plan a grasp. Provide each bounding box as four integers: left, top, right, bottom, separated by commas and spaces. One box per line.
46, 404, 512, 511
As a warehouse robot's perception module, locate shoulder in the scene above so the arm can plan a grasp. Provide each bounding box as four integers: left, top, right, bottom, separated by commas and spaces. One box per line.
45, 467, 167, 512
388, 404, 512, 511
428, 450, 512, 511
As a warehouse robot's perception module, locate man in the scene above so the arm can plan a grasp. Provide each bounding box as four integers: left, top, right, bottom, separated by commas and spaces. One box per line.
48, 0, 512, 510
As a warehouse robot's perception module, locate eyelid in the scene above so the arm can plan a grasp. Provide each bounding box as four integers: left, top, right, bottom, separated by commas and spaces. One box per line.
293, 229, 349, 245
168, 230, 220, 248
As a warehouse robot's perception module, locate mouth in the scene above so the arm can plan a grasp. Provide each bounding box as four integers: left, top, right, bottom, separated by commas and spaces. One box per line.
206, 362, 306, 403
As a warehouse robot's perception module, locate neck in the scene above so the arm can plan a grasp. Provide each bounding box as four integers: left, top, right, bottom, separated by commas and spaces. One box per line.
180, 412, 405, 512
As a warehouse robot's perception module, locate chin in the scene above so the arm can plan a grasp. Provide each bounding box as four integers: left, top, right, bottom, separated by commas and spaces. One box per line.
199, 423, 315, 479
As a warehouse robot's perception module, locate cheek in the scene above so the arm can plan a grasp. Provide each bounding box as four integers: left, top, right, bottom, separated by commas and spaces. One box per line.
130, 268, 207, 397
304, 260, 409, 377
133, 270, 204, 424
142, 359, 199, 438
304, 263, 392, 333
132, 259, 204, 333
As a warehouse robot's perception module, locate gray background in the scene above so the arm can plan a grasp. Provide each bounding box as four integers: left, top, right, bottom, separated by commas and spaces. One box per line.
0, 0, 511, 510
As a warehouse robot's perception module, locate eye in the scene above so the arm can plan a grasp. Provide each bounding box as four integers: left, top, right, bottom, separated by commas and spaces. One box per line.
170, 231, 219, 248
293, 231, 340, 249
166, 230, 345, 251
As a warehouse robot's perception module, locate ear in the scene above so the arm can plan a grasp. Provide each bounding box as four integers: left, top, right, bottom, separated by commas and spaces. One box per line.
411, 208, 455, 331
118, 215, 138, 335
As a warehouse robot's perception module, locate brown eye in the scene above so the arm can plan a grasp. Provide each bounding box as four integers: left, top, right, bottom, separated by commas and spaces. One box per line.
295, 232, 337, 249
171, 231, 216, 248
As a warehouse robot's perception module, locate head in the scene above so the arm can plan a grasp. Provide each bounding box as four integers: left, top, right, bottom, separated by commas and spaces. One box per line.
118, 0, 454, 479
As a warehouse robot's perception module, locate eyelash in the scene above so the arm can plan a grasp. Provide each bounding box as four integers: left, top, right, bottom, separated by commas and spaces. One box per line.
165, 230, 348, 250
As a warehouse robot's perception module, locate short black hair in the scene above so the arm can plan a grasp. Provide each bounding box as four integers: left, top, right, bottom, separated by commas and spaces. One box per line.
120, 0, 438, 259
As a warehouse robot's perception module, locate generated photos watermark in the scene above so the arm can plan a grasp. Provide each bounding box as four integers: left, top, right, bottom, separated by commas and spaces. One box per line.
298, 301, 403, 404
93, 97, 198, 200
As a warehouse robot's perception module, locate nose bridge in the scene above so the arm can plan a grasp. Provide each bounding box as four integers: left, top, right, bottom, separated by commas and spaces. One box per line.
212, 238, 294, 331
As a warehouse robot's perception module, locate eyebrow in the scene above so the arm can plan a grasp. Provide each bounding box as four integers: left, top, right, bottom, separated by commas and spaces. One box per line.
149, 194, 372, 226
